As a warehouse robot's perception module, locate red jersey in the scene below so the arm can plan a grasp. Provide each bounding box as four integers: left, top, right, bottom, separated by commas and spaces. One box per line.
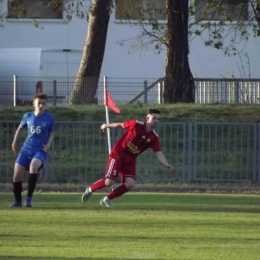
110, 119, 161, 159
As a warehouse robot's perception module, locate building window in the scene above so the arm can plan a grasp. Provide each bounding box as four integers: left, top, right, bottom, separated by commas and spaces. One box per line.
115, 0, 166, 21
8, 0, 62, 19
195, 0, 248, 21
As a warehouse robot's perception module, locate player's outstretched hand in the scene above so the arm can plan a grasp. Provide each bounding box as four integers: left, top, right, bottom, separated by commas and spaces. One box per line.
43, 144, 50, 153
101, 124, 107, 132
167, 164, 174, 172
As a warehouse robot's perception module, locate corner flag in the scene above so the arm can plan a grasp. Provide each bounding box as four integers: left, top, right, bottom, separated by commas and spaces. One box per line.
105, 90, 120, 114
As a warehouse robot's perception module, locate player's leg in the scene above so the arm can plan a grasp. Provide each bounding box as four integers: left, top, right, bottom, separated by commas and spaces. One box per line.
25, 153, 45, 207
101, 177, 135, 207
100, 161, 136, 208
81, 157, 119, 203
10, 151, 30, 207
10, 163, 26, 207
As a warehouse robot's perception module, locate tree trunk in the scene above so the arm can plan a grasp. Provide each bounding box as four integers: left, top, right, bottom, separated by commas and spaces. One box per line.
164, 0, 195, 103
69, 0, 111, 105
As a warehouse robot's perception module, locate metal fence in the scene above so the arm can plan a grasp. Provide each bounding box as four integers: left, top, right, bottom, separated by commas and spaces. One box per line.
1, 121, 259, 183
1, 76, 260, 106
195, 78, 260, 104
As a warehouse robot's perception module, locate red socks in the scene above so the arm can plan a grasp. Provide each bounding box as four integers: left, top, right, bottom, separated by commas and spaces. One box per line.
91, 179, 106, 192
91, 180, 129, 200
107, 184, 129, 200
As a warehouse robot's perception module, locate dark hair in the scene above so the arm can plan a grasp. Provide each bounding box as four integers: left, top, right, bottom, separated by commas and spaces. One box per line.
148, 109, 160, 115
33, 93, 48, 101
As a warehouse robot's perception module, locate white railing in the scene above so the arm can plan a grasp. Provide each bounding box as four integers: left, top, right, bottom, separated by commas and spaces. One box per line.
0, 76, 260, 106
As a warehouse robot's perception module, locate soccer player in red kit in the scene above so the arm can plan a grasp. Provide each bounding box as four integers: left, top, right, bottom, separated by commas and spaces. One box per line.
81, 109, 174, 207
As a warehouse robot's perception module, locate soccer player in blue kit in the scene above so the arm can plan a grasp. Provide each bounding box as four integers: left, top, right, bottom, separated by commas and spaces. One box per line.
10, 93, 54, 207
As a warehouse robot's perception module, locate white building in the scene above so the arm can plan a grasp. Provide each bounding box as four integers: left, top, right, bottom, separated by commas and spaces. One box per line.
0, 0, 259, 79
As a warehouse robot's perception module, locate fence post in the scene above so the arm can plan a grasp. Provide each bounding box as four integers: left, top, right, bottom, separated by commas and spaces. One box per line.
158, 78, 164, 104
53, 80, 57, 106
259, 124, 260, 182
144, 80, 147, 104
13, 75, 17, 107
188, 123, 192, 181
236, 80, 240, 103
43, 156, 49, 181
253, 123, 257, 182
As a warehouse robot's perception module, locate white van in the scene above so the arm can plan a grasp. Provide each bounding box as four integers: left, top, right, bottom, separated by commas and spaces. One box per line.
0, 48, 82, 105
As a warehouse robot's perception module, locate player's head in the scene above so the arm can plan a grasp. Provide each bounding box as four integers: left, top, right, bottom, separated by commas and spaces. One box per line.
146, 109, 160, 129
33, 93, 48, 115
147, 109, 160, 115
33, 93, 48, 101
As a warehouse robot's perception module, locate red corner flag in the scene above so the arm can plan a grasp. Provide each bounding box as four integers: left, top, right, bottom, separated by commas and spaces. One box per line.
105, 90, 120, 113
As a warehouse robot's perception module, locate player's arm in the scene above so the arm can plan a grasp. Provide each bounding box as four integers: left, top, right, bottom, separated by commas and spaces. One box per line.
101, 123, 124, 132
12, 125, 24, 156
155, 151, 174, 171
43, 132, 54, 153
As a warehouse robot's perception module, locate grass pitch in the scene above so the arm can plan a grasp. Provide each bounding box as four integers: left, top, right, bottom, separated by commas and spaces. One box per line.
0, 192, 260, 260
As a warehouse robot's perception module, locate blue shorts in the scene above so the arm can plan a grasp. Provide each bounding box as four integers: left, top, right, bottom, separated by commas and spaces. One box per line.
15, 150, 47, 171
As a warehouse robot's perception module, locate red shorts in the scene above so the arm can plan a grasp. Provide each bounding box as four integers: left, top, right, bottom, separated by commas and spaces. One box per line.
105, 155, 136, 181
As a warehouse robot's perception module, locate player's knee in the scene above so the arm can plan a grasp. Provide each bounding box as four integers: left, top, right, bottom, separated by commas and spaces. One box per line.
30, 166, 39, 173
125, 179, 135, 190
13, 173, 23, 182
30, 163, 42, 173
13, 176, 19, 182
105, 178, 115, 187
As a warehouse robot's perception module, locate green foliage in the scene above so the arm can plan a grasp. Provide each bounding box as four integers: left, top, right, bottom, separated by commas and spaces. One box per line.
194, 29, 201, 35
6, 0, 26, 19
214, 41, 223, 49
119, 0, 260, 57
190, 0, 260, 55
2, 103, 260, 123
1, 192, 260, 259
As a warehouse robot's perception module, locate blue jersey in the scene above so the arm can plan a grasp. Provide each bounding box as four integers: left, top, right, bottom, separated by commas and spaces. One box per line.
20, 111, 54, 153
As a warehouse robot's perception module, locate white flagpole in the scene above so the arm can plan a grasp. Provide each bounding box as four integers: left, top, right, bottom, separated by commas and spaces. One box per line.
104, 76, 112, 154
104, 76, 114, 191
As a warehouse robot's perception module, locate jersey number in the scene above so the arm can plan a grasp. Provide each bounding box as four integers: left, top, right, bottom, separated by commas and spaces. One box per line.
30, 126, 41, 134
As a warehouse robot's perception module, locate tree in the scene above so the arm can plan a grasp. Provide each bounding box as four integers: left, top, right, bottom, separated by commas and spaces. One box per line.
69, 0, 112, 104
117, 0, 195, 102
116, 0, 195, 103
57, 0, 112, 105
2, 0, 112, 105
164, 0, 195, 102
117, 0, 260, 102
